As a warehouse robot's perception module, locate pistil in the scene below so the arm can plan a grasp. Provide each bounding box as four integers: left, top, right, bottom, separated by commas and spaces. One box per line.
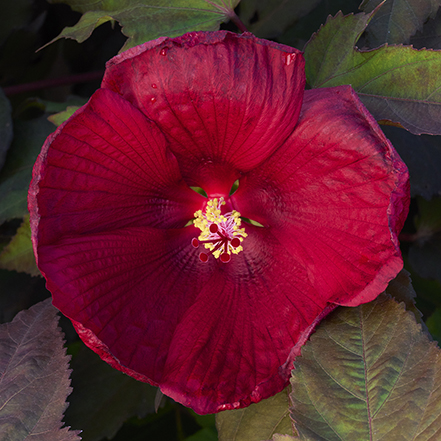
192, 197, 247, 263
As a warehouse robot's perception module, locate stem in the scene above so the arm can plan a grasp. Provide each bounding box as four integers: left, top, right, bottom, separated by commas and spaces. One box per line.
229, 11, 248, 33
3, 70, 105, 96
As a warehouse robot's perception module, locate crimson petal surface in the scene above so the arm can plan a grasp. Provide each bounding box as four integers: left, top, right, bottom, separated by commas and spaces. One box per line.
102, 31, 305, 196
30, 88, 201, 249
232, 86, 410, 308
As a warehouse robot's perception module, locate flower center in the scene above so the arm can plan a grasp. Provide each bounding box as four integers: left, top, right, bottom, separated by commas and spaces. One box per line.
192, 197, 247, 263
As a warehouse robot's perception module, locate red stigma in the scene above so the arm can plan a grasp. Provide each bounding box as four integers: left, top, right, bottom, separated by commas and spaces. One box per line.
220, 253, 231, 263
231, 238, 240, 248
199, 253, 209, 263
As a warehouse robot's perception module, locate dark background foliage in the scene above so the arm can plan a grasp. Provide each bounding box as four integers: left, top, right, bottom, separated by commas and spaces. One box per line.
1, 0, 441, 440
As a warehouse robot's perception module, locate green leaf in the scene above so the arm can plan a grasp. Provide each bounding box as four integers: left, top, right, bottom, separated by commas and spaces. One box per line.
239, 0, 322, 39
290, 293, 441, 440
404, 258, 441, 312
0, 172, 32, 223
414, 196, 441, 233
0, 116, 54, 223
360, 0, 441, 46
304, 10, 441, 135
39, 96, 88, 114
184, 426, 218, 441
185, 414, 217, 441
44, 0, 240, 52
276, 0, 362, 53
0, 88, 13, 173
64, 343, 157, 441
426, 307, 441, 343
408, 197, 441, 283
304, 11, 374, 88
0, 215, 40, 277
216, 388, 294, 441
0, 299, 80, 441
47, 106, 81, 127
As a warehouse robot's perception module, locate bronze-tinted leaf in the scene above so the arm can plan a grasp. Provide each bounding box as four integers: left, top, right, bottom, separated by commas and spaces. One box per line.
216, 388, 294, 441
290, 293, 441, 440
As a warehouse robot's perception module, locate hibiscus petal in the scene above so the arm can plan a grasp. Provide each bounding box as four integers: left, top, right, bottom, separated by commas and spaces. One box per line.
232, 85, 410, 307
40, 223, 326, 414
159, 230, 336, 413
102, 31, 305, 196
30, 41, 410, 416
39, 226, 212, 383
29, 87, 202, 248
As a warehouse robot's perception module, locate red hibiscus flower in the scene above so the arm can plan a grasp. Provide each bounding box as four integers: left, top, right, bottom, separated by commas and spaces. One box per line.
29, 31, 410, 414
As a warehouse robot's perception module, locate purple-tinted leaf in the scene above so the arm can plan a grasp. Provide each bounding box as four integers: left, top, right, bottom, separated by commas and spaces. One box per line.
411, 7, 441, 49
304, 11, 441, 135
0, 299, 80, 441
0, 116, 54, 223
290, 293, 441, 440
360, 0, 441, 46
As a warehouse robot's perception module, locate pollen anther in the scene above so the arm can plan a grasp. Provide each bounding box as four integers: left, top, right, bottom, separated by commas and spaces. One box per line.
192, 197, 247, 263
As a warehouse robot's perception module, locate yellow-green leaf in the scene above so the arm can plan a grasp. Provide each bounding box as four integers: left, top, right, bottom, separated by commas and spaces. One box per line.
304, 10, 441, 135
47, 106, 81, 127
0, 215, 40, 277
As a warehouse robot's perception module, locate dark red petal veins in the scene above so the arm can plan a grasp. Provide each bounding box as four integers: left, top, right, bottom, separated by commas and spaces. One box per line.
158, 227, 336, 413
41, 226, 214, 385
102, 31, 305, 196
232, 85, 410, 307
29, 88, 202, 247
38, 224, 303, 414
